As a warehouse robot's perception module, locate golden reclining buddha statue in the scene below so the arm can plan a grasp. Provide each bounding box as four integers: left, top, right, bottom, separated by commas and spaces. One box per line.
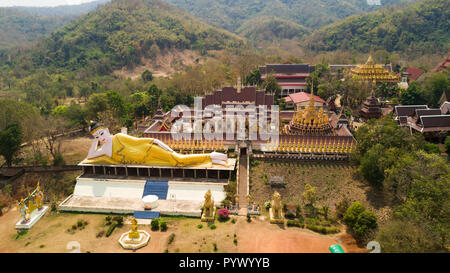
81, 122, 229, 168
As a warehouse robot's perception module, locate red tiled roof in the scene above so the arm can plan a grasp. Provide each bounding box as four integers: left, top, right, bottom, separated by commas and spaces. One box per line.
405, 67, 425, 81
284, 92, 325, 104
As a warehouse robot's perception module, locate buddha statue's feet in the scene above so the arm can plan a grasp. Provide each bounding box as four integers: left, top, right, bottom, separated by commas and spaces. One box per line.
210, 152, 228, 162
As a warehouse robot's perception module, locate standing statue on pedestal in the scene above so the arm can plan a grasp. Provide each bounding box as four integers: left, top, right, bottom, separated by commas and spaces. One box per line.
18, 199, 29, 223
82, 122, 229, 167
35, 183, 44, 210
270, 191, 284, 224
201, 190, 215, 222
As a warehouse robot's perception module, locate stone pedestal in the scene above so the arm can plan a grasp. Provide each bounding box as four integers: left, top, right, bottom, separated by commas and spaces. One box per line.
201, 207, 216, 222
118, 230, 150, 250
15, 206, 49, 230
269, 207, 284, 224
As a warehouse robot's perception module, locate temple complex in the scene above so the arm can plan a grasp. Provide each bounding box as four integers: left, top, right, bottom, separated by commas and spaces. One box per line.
349, 55, 399, 82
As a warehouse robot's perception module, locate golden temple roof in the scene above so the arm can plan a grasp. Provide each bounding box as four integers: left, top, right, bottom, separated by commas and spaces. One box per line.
285, 83, 332, 135
349, 55, 398, 82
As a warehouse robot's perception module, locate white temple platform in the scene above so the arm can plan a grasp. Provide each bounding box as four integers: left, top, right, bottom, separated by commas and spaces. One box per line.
58, 178, 226, 216
16, 206, 49, 230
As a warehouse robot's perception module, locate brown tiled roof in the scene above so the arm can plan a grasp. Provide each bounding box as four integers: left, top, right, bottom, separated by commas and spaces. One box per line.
415, 109, 441, 119
405, 67, 425, 81
420, 115, 450, 129
395, 105, 428, 117
441, 102, 450, 114
284, 92, 326, 104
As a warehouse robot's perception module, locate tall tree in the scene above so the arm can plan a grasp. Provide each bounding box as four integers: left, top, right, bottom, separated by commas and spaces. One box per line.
0, 124, 22, 166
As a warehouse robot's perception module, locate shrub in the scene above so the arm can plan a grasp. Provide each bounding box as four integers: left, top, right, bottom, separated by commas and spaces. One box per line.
52, 152, 66, 166
213, 243, 218, 252
423, 142, 440, 154
167, 233, 175, 245
151, 218, 159, 231
113, 216, 123, 226
231, 218, 236, 224
353, 210, 378, 237
264, 201, 271, 210
285, 210, 296, 219
77, 220, 83, 227
286, 220, 303, 227
96, 231, 105, 238
197, 224, 203, 229
72, 225, 77, 230
246, 214, 251, 222
445, 136, 450, 154
209, 224, 216, 230
106, 223, 117, 237
233, 238, 238, 245
343, 202, 365, 227
160, 220, 167, 231
217, 208, 230, 220
105, 216, 112, 224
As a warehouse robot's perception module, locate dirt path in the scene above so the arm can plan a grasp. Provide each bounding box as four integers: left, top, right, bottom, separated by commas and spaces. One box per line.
238, 153, 248, 215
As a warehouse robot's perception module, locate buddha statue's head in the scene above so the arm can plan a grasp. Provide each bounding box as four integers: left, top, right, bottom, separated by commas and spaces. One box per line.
89, 121, 111, 144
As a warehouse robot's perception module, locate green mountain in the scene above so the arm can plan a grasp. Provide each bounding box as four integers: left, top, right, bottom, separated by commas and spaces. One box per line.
0, 9, 76, 50
162, 0, 418, 33
14, 0, 111, 16
304, 0, 449, 54
236, 17, 310, 43
0, 0, 112, 50
17, 0, 244, 73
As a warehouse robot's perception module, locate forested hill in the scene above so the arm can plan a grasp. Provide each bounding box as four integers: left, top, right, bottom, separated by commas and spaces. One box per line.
304, 0, 450, 54
14, 0, 111, 16
236, 17, 310, 43
162, 0, 418, 32
0, 9, 76, 50
9, 0, 244, 74
0, 0, 112, 50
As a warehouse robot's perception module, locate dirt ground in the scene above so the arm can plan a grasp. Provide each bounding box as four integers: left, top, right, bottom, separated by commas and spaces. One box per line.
0, 209, 366, 253
249, 160, 392, 224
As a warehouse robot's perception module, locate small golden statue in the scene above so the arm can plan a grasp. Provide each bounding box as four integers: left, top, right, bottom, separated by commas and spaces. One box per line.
201, 190, 215, 222
270, 191, 284, 224
128, 218, 140, 239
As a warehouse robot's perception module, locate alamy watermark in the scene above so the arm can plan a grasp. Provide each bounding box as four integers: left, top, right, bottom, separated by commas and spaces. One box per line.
367, 0, 381, 5
169, 97, 280, 150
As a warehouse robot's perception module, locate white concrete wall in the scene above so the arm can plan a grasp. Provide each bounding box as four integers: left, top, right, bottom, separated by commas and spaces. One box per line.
167, 182, 226, 203
73, 179, 145, 198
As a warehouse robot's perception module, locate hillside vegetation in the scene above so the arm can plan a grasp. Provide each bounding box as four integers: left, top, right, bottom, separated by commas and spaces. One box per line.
0, 9, 76, 50
163, 0, 417, 34
236, 17, 310, 43
305, 0, 449, 54
5, 0, 244, 74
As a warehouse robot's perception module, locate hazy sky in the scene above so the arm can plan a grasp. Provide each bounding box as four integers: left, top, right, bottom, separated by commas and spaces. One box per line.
0, 0, 98, 7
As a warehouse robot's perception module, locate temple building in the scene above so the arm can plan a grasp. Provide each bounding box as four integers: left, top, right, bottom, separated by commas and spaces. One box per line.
349, 55, 399, 82
284, 87, 333, 136
259, 64, 315, 97
432, 54, 450, 72
394, 95, 450, 139
360, 93, 382, 120
283, 91, 326, 110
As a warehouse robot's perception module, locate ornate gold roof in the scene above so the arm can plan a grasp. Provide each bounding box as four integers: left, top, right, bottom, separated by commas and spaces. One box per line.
350, 55, 398, 82
285, 83, 332, 135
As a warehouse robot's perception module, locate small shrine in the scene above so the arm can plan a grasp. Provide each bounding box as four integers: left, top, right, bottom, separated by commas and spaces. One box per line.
16, 182, 49, 230
349, 55, 398, 82
360, 91, 382, 120
284, 84, 333, 136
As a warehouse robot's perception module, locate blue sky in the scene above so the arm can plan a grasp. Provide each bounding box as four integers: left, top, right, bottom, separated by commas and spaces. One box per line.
0, 0, 98, 7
